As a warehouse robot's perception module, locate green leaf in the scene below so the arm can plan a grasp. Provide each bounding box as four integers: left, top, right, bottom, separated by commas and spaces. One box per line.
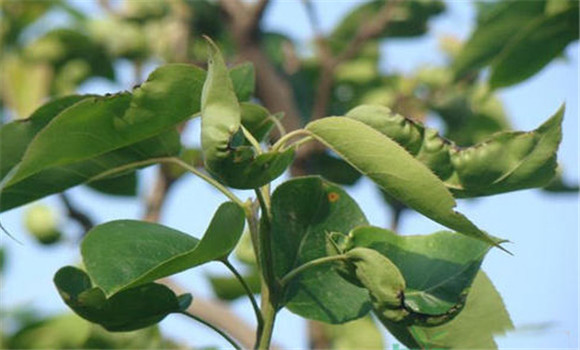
308, 152, 362, 186
26, 29, 115, 81
0, 53, 52, 119
0, 95, 90, 182
345, 104, 564, 198
348, 227, 490, 317
230, 62, 255, 102
0, 130, 180, 212
490, 6, 579, 88
200, 37, 243, 175
8, 314, 91, 349
7, 64, 205, 186
271, 176, 371, 323
54, 266, 190, 332
329, 0, 445, 54
322, 316, 385, 350
453, 1, 546, 78
384, 271, 513, 349
449, 106, 564, 197
345, 247, 406, 310
208, 271, 261, 301
305, 116, 503, 248
82, 202, 245, 296
201, 38, 293, 189
240, 102, 281, 142
86, 172, 138, 197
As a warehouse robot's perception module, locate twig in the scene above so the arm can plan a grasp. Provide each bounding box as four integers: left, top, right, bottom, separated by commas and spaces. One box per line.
218, 0, 303, 138
142, 160, 274, 349
335, 0, 401, 64
252, 0, 270, 28
180, 311, 242, 350
310, 0, 401, 120
219, 0, 248, 20
58, 193, 94, 235
221, 259, 264, 329
142, 165, 173, 223
165, 279, 281, 350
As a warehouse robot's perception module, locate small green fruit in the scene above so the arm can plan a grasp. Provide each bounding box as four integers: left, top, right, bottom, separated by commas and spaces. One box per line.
24, 205, 61, 245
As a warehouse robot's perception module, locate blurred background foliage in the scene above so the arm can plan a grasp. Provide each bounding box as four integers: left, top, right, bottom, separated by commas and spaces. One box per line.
0, 0, 577, 348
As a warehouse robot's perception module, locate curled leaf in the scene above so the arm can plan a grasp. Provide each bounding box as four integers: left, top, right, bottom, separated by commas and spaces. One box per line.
384, 271, 513, 349
345, 247, 406, 314
344, 227, 490, 328
200, 37, 292, 189
54, 266, 190, 332
346, 104, 564, 197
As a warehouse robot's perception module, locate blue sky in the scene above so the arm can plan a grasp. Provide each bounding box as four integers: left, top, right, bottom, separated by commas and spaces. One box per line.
1, 1, 578, 349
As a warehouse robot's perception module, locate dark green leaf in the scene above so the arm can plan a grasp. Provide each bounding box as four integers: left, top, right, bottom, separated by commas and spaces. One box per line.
82, 202, 245, 296
384, 271, 513, 349
543, 170, 579, 193
322, 316, 385, 350
54, 266, 189, 332
7, 64, 205, 186
86, 172, 138, 197
348, 227, 489, 317
306, 115, 504, 248
490, 6, 579, 88
230, 62, 255, 101
271, 176, 371, 324
453, 1, 546, 78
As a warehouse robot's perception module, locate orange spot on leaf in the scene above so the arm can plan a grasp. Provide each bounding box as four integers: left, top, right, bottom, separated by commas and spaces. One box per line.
328, 192, 340, 202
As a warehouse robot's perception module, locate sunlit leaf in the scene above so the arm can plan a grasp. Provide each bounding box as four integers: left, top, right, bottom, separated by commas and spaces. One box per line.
208, 271, 261, 301
0, 130, 180, 212
0, 95, 90, 182
8, 314, 91, 349
306, 116, 503, 248
344, 104, 564, 198
7, 64, 205, 186
201, 38, 293, 189
322, 316, 385, 350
